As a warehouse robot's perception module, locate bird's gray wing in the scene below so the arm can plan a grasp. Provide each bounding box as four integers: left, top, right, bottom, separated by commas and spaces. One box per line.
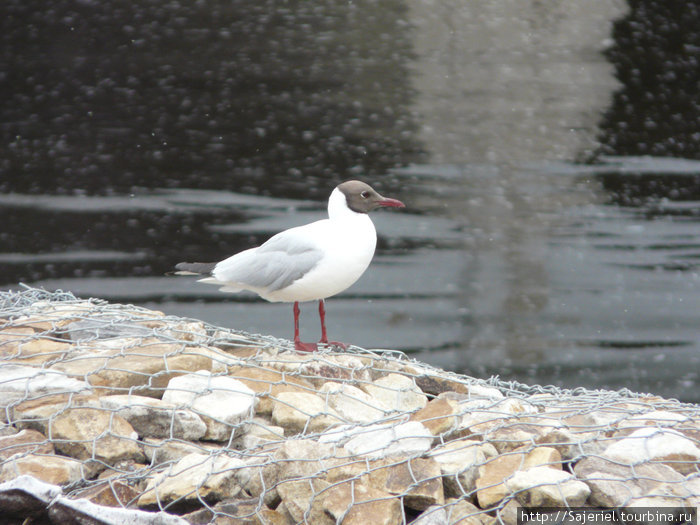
212, 230, 324, 292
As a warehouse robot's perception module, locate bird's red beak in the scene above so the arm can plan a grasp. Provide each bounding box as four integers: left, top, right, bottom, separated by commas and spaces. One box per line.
378, 197, 405, 208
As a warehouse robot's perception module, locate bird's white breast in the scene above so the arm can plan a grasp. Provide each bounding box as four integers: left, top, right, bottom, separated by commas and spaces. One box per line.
263, 213, 377, 302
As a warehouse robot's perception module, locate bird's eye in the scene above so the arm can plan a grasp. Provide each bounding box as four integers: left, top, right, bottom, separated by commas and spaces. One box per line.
360, 191, 370, 199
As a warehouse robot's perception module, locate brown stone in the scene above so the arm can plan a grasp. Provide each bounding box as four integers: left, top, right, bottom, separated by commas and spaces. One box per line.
367, 457, 444, 511
183, 497, 267, 525
71, 480, 140, 507
319, 479, 403, 525
10, 393, 100, 426
49, 343, 218, 396
0, 453, 84, 485
474, 445, 561, 508
0, 328, 74, 365
276, 478, 333, 525
444, 498, 493, 525
0, 429, 54, 460
22, 406, 143, 470
404, 366, 471, 396
228, 366, 315, 415
409, 398, 459, 435
271, 392, 342, 433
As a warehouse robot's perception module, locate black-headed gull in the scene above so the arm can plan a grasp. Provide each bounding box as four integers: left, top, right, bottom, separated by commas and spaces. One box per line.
175, 180, 405, 352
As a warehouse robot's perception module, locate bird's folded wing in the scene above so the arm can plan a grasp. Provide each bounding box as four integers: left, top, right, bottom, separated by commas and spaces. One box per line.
213, 232, 324, 292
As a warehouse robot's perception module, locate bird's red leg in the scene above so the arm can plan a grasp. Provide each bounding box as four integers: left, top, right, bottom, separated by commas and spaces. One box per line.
318, 299, 347, 349
293, 301, 318, 352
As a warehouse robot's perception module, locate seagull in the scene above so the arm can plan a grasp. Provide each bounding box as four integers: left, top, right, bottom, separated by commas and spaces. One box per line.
175, 180, 405, 352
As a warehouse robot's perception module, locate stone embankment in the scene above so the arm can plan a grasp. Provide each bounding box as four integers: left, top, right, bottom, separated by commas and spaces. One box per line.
0, 289, 699, 524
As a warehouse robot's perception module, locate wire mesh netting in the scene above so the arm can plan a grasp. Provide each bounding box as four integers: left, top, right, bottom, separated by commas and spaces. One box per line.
0, 287, 699, 524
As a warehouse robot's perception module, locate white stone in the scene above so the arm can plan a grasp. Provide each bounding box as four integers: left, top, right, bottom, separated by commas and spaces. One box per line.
428, 439, 498, 496
360, 373, 427, 413
161, 371, 256, 441
619, 410, 690, 429
506, 466, 591, 507
466, 384, 505, 400
603, 427, 700, 473
318, 423, 368, 445
0, 474, 63, 504
139, 453, 245, 506
50, 496, 189, 525
344, 421, 433, 459
99, 395, 207, 440
142, 438, 222, 465
0, 365, 90, 399
319, 382, 386, 423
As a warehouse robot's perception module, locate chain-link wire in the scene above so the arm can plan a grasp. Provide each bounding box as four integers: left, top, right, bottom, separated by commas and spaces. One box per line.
0, 286, 698, 524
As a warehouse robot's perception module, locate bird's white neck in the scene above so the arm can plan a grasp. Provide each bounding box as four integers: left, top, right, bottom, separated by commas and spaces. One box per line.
327, 187, 363, 221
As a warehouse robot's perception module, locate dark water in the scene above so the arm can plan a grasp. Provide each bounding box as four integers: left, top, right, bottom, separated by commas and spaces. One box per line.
2, 1, 700, 402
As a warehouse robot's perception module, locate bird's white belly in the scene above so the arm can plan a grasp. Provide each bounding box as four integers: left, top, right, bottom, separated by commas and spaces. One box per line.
262, 222, 376, 302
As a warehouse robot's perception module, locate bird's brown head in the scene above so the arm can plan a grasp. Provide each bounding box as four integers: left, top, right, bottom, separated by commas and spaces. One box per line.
337, 180, 405, 214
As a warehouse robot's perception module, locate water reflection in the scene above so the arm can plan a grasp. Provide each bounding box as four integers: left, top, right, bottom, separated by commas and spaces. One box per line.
2, 1, 700, 402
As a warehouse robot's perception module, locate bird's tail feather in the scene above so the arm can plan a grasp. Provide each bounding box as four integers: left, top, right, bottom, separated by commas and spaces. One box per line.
173, 262, 217, 276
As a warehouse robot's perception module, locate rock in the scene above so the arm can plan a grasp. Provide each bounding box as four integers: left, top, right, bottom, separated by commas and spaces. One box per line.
0, 429, 54, 460
271, 391, 342, 433
227, 365, 316, 415
234, 418, 285, 450
0, 474, 62, 520
99, 394, 207, 440
274, 439, 344, 483
0, 329, 74, 365
0, 454, 84, 485
182, 496, 265, 525
319, 381, 386, 423
142, 438, 222, 465
62, 317, 154, 341
0, 365, 90, 405
443, 498, 491, 525
573, 455, 685, 508
319, 479, 402, 525
603, 427, 700, 474
409, 397, 460, 435
495, 499, 520, 525
49, 343, 220, 396
270, 353, 372, 385
447, 397, 536, 440
403, 365, 471, 396
136, 319, 211, 345
486, 424, 547, 454
20, 406, 143, 473
474, 446, 561, 509
162, 370, 257, 441
535, 426, 581, 461
71, 480, 140, 507
619, 410, 690, 429
138, 453, 245, 508
276, 478, 333, 525
368, 457, 444, 511
411, 505, 448, 525
234, 453, 280, 507
49, 495, 189, 525
344, 421, 434, 459
10, 393, 101, 431
428, 439, 498, 497
360, 373, 428, 413
506, 466, 590, 507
